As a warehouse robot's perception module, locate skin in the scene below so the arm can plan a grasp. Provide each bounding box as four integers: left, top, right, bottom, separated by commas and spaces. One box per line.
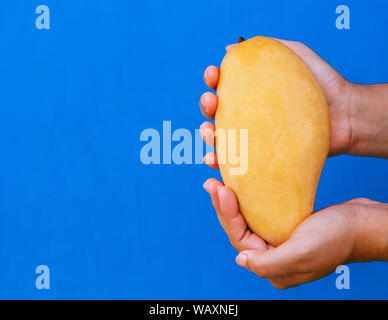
200, 38, 388, 289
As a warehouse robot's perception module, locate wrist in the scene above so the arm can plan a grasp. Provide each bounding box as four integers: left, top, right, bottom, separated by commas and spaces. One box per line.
349, 200, 388, 262
345, 83, 388, 158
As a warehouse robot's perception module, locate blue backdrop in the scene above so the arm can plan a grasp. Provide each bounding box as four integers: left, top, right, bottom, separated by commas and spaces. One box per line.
0, 0, 387, 299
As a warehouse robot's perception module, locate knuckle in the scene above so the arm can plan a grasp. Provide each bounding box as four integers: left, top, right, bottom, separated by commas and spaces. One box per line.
349, 197, 373, 204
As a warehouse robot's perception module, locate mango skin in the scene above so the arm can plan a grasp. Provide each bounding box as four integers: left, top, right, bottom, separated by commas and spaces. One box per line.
216, 36, 330, 246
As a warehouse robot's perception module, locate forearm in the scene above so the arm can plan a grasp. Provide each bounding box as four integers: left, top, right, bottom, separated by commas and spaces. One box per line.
347, 83, 388, 158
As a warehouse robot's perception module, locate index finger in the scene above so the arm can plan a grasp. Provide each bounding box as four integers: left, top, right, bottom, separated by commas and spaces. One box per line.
217, 186, 267, 252
203, 66, 219, 90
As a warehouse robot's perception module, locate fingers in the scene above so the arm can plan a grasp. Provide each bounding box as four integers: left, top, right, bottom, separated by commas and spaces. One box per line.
203, 152, 219, 169
199, 45, 237, 119
203, 66, 219, 90
217, 186, 267, 252
200, 122, 218, 168
217, 186, 252, 250
200, 66, 219, 119
203, 178, 224, 214
200, 121, 215, 147
269, 38, 311, 58
203, 180, 267, 252
199, 92, 217, 119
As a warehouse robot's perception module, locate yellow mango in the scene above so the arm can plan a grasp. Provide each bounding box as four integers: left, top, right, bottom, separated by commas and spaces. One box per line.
215, 36, 330, 246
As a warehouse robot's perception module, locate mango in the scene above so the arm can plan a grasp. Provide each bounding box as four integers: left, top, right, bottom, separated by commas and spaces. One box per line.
215, 36, 330, 246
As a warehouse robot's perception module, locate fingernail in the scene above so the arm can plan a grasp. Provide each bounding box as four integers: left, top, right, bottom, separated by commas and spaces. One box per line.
203, 180, 208, 190
217, 186, 223, 194
204, 69, 208, 83
236, 253, 247, 268
200, 95, 207, 114
206, 152, 217, 165
203, 154, 212, 165
225, 45, 233, 52
199, 123, 205, 135
200, 126, 213, 140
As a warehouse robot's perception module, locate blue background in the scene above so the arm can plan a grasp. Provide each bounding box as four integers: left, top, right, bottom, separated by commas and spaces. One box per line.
0, 0, 387, 299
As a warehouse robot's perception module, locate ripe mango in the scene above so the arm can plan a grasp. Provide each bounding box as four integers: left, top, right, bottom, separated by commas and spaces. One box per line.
215, 37, 330, 246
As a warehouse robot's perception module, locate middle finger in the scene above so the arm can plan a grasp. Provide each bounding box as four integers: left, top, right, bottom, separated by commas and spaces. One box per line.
199, 92, 217, 119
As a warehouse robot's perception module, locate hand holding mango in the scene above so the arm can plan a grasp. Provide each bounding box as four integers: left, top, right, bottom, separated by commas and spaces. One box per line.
200, 36, 388, 288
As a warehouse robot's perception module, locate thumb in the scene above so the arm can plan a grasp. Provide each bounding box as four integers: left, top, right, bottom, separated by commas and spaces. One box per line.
236, 250, 268, 276
236, 240, 302, 279
225, 44, 237, 52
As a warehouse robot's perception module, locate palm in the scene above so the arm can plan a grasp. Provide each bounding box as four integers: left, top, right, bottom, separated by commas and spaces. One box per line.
277, 40, 352, 156
203, 178, 364, 288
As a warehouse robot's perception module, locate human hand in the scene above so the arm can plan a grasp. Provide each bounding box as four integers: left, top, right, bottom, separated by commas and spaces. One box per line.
199, 37, 353, 161
203, 178, 388, 289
